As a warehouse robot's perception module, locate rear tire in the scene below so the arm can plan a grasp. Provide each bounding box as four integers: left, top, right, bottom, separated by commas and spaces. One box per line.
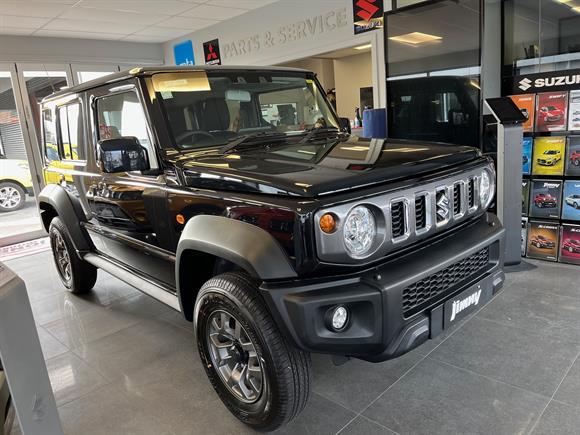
195, 272, 310, 432
49, 217, 97, 294
0, 182, 25, 212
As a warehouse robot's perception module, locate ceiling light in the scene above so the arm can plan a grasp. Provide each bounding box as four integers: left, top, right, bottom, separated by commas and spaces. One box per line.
389, 32, 442, 45
354, 44, 372, 50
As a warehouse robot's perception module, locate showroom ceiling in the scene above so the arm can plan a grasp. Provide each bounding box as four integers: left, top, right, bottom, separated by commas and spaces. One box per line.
0, 0, 278, 43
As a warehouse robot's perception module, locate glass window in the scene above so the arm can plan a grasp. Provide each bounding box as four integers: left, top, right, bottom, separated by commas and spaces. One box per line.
57, 103, 82, 160
43, 108, 58, 162
96, 91, 157, 168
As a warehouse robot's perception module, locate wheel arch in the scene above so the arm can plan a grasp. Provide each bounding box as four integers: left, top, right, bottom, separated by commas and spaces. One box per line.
176, 215, 297, 321
0, 179, 28, 193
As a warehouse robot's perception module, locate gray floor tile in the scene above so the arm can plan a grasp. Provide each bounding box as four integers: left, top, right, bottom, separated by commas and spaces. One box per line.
312, 350, 423, 413
46, 351, 109, 406
478, 285, 580, 344
530, 401, 580, 435
554, 355, 580, 408
363, 358, 548, 435
30, 291, 96, 326
430, 316, 580, 396
505, 260, 580, 299
339, 416, 397, 435
37, 326, 69, 360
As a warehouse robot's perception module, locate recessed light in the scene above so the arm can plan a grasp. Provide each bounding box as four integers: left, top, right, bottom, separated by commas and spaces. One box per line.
389, 32, 442, 45
354, 43, 372, 50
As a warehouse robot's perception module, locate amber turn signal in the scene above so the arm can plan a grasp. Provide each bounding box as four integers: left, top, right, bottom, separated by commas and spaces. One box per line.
319, 213, 337, 234
176, 214, 186, 225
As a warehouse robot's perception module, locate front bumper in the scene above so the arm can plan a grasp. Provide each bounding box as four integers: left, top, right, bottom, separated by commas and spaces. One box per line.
260, 213, 505, 362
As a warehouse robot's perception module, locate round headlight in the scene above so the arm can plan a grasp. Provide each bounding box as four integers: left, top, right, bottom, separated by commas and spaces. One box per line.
479, 168, 495, 209
343, 205, 376, 257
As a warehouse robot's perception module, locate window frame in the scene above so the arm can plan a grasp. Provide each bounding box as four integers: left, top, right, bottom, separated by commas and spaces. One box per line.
92, 86, 158, 171
55, 99, 86, 163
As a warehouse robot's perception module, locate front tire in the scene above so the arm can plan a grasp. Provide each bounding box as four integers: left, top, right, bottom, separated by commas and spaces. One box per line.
49, 217, 97, 294
195, 272, 310, 431
0, 182, 25, 212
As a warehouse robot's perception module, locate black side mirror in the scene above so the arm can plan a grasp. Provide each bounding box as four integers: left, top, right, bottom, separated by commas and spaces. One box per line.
97, 137, 149, 173
339, 117, 351, 134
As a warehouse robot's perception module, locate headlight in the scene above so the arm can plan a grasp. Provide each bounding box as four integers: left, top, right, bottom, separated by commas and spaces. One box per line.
343, 205, 376, 257
479, 167, 495, 209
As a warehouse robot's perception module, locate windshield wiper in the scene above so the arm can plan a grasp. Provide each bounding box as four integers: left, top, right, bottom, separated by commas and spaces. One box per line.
220, 131, 292, 154
298, 127, 340, 144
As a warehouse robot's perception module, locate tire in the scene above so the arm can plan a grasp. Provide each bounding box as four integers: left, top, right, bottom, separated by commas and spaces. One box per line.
574, 202, 579, 209
573, 159, 579, 166
49, 217, 97, 294
195, 272, 310, 431
0, 182, 25, 212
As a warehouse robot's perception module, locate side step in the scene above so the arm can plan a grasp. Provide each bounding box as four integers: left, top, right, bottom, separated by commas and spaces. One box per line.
83, 253, 181, 312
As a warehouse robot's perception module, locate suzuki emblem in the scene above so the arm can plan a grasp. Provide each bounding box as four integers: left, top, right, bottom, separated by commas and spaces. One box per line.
518, 78, 532, 91
436, 191, 450, 220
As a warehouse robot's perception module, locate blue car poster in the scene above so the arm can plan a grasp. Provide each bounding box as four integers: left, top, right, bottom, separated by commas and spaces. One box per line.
563, 181, 580, 221
522, 137, 532, 175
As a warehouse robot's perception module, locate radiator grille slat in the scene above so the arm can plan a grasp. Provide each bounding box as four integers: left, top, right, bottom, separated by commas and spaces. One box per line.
415, 195, 426, 230
453, 184, 461, 216
402, 247, 490, 316
468, 179, 475, 209
391, 201, 405, 239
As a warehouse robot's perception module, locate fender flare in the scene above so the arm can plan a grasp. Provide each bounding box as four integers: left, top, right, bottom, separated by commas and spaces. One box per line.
38, 184, 93, 253
175, 215, 297, 313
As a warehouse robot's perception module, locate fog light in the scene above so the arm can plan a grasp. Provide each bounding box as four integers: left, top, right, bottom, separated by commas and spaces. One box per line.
327, 305, 349, 331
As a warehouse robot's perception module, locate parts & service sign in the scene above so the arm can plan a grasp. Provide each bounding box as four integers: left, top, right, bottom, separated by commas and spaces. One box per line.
353, 0, 384, 34
203, 39, 221, 65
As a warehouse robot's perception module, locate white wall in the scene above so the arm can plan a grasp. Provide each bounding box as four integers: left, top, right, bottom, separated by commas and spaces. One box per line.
0, 35, 164, 65
163, 0, 387, 110
279, 58, 336, 91
334, 52, 372, 118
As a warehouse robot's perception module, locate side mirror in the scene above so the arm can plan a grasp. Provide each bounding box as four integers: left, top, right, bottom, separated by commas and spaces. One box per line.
97, 137, 149, 173
339, 117, 351, 134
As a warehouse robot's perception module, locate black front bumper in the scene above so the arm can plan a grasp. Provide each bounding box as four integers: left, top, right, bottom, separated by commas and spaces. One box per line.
260, 213, 505, 362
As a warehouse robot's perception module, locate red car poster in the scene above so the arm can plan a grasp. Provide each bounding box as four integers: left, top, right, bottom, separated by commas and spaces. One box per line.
560, 224, 580, 265
535, 91, 568, 132
527, 221, 559, 261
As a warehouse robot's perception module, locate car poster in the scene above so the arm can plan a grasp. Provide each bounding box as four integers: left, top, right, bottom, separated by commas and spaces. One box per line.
569, 90, 580, 131
560, 224, 580, 265
532, 136, 566, 176
521, 218, 528, 256
510, 94, 535, 133
522, 137, 532, 175
527, 220, 560, 261
565, 136, 580, 176
535, 91, 568, 132
529, 179, 562, 219
562, 181, 580, 221
522, 179, 530, 216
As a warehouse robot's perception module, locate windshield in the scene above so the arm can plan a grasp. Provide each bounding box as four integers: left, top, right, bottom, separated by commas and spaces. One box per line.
151, 71, 339, 149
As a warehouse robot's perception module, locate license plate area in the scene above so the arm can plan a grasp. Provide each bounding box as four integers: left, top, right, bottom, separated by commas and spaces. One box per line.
442, 281, 493, 329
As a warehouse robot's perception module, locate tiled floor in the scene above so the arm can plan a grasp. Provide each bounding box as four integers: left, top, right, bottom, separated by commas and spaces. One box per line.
5, 251, 580, 435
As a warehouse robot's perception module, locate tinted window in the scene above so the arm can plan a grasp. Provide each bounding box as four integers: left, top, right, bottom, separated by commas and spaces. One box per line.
57, 103, 83, 160
43, 108, 58, 162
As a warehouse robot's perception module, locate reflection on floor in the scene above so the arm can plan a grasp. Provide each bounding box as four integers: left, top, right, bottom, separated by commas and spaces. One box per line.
0, 197, 42, 244
0, 237, 49, 261
5, 251, 580, 435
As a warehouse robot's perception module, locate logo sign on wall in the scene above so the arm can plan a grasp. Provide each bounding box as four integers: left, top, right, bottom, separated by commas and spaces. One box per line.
353, 0, 384, 34
507, 68, 580, 94
203, 39, 221, 65
173, 40, 195, 66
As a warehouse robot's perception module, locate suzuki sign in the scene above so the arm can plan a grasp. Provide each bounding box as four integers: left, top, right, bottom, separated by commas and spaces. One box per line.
508, 68, 580, 94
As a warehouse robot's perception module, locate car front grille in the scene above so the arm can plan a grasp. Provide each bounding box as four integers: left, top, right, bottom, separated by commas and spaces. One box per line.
415, 195, 427, 230
391, 200, 405, 239
402, 247, 490, 316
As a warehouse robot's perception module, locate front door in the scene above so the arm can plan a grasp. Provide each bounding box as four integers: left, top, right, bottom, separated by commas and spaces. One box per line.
86, 80, 176, 288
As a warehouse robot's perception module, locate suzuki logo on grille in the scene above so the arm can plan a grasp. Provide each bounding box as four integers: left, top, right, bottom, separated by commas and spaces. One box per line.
436, 190, 450, 220
518, 78, 532, 91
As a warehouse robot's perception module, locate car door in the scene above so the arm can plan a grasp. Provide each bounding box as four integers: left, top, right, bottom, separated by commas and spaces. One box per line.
85, 80, 176, 288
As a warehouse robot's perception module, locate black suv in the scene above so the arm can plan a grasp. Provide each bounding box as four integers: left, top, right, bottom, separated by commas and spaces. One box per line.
39, 67, 505, 431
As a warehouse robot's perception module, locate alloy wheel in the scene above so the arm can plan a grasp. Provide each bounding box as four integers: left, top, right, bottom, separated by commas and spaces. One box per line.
0, 186, 22, 210
206, 310, 264, 403
53, 232, 72, 282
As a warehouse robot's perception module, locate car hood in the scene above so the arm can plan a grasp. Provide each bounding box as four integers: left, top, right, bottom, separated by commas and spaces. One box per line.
166, 135, 482, 198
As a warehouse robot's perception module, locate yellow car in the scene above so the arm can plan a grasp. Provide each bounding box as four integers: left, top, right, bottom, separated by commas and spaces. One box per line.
536, 149, 562, 166
0, 157, 33, 212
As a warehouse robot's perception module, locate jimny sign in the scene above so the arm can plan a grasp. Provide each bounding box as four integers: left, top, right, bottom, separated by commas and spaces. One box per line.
508, 68, 580, 94
222, 7, 349, 60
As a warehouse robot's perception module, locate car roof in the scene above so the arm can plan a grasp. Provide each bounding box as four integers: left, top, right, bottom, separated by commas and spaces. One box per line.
42, 65, 312, 103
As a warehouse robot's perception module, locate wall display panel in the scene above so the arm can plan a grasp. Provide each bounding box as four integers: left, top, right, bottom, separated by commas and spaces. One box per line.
527, 221, 560, 261
535, 92, 568, 133
569, 90, 580, 132
522, 136, 532, 175
532, 136, 566, 176
562, 181, 580, 221
566, 136, 580, 176
510, 94, 535, 133
522, 179, 530, 216
529, 179, 563, 219
560, 224, 580, 265
521, 218, 528, 256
